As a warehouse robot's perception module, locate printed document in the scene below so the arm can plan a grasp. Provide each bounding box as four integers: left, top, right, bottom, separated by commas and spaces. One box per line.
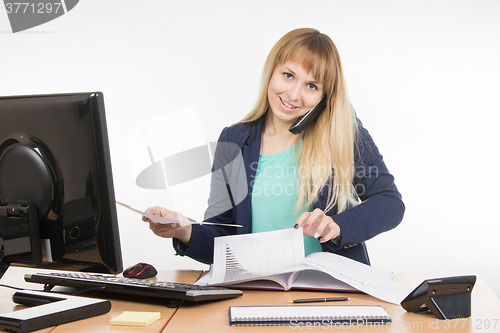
196, 229, 415, 304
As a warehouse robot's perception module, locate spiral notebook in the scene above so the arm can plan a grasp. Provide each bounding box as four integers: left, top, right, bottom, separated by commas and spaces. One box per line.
229, 305, 391, 326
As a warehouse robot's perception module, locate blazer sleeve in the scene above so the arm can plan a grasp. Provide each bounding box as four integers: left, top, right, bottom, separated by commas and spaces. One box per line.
319, 122, 405, 252
172, 127, 243, 264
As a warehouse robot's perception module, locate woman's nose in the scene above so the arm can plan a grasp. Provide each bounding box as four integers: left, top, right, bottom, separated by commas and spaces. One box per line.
287, 83, 301, 102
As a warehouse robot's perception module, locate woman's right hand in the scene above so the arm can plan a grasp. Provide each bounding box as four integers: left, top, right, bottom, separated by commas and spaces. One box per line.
143, 206, 193, 247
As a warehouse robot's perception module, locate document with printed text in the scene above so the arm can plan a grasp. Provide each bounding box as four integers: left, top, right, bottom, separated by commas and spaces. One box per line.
195, 229, 415, 304
116, 201, 242, 227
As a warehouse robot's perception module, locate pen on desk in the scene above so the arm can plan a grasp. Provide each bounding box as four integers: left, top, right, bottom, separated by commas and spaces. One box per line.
288, 297, 349, 304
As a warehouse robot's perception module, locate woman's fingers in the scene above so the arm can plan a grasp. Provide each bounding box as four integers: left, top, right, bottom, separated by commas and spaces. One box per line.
294, 208, 340, 242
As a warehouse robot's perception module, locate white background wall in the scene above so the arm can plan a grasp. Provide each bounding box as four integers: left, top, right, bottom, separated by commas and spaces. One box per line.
1, 0, 499, 298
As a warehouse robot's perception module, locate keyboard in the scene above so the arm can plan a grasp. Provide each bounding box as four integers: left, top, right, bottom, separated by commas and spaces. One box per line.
24, 272, 243, 302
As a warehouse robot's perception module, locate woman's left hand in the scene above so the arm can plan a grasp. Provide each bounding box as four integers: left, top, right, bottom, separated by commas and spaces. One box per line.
294, 208, 341, 243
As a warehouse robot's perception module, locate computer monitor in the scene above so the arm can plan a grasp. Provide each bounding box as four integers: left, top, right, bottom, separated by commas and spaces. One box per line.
0, 92, 123, 277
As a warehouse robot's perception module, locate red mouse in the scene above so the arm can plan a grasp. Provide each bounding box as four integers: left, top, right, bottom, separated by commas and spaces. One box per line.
123, 262, 158, 279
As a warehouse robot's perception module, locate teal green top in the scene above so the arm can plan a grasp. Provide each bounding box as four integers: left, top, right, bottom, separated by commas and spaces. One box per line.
251, 145, 322, 256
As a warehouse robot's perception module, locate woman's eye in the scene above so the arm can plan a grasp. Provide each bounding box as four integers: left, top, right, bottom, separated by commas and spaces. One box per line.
284, 72, 293, 79
308, 83, 318, 90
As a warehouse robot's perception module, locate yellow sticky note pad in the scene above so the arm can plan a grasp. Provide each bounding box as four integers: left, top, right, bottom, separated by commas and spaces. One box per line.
110, 311, 161, 327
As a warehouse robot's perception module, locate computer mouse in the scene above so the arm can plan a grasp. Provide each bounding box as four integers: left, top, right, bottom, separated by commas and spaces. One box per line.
123, 262, 158, 279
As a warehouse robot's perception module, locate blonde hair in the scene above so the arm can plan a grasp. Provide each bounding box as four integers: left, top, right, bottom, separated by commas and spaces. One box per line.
240, 28, 359, 213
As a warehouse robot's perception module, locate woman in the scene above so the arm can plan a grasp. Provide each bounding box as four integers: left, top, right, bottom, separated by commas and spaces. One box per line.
144, 28, 404, 265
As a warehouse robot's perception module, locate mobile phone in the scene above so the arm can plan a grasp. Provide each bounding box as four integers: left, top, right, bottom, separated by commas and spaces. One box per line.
288, 95, 327, 135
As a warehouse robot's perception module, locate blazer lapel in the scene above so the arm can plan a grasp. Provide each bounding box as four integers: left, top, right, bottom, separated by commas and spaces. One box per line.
237, 120, 262, 234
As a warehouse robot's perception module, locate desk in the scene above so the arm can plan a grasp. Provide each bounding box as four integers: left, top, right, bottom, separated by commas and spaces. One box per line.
1, 269, 499, 332
0, 268, 202, 333
165, 274, 500, 333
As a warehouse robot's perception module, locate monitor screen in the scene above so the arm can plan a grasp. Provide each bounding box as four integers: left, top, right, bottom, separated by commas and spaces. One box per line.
0, 92, 123, 274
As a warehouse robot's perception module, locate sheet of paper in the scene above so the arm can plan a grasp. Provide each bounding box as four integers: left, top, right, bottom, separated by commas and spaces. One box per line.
304, 252, 415, 304
208, 229, 305, 284
116, 201, 243, 227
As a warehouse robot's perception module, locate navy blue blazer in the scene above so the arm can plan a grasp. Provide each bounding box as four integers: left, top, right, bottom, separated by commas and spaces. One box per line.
173, 117, 405, 265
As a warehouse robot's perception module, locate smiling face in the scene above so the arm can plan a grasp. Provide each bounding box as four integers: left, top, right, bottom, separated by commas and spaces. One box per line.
267, 62, 324, 126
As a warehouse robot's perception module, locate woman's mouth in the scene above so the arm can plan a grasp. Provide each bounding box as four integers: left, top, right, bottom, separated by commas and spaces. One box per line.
279, 96, 298, 110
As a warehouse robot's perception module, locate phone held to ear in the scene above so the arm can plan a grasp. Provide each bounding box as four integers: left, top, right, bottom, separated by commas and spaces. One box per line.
288, 95, 327, 135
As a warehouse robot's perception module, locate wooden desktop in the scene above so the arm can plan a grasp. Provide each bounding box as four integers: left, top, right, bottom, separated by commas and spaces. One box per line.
164, 273, 500, 333
1, 268, 499, 332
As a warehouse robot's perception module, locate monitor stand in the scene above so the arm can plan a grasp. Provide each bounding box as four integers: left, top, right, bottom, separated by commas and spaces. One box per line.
0, 289, 111, 333
0, 261, 9, 280
0, 201, 42, 267
0, 250, 111, 333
